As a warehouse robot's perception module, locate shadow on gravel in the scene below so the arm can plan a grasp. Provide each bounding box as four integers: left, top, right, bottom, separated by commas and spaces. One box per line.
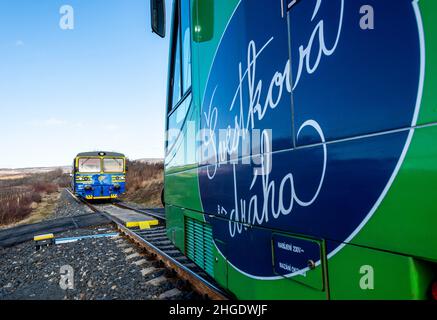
0, 214, 110, 248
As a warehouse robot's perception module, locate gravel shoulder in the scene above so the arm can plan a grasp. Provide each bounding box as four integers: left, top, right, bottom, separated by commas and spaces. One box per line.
0, 191, 197, 300
42, 189, 94, 221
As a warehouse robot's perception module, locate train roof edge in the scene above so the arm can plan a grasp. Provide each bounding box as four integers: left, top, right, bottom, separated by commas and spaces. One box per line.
75, 151, 125, 157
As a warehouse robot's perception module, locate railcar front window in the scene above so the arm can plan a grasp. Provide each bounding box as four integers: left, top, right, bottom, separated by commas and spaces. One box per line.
78, 158, 101, 173
181, 0, 191, 92
103, 158, 124, 173
171, 34, 182, 109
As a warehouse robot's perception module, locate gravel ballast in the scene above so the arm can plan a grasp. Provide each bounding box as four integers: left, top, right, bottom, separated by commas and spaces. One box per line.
0, 226, 191, 299
43, 189, 94, 221
0, 191, 197, 300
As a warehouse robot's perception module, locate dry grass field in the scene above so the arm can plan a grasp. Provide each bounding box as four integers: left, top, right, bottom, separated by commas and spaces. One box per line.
0, 169, 70, 226
0, 160, 164, 226
121, 160, 164, 207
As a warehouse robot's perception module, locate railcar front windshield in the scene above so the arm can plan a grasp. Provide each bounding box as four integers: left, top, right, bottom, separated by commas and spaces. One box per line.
78, 158, 101, 173
103, 158, 124, 173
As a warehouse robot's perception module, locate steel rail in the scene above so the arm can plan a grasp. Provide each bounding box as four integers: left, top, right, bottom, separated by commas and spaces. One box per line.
65, 188, 230, 300
110, 217, 229, 300
113, 201, 166, 222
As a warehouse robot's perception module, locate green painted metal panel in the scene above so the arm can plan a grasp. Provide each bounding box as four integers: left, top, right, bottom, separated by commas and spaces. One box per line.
351, 125, 437, 261
184, 216, 214, 277
327, 241, 435, 300
163, 0, 437, 299
417, 0, 437, 125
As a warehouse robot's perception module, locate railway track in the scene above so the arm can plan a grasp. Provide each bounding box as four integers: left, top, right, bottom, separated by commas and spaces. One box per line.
65, 188, 230, 300
112, 201, 166, 221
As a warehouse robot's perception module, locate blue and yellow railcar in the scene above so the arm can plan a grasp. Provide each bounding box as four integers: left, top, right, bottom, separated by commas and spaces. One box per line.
72, 151, 126, 200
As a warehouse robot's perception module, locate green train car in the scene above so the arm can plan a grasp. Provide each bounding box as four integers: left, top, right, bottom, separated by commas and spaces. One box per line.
151, 0, 437, 299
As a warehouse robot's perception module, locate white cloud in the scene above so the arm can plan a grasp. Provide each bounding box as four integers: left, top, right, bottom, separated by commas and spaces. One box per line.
29, 118, 122, 132
103, 124, 120, 131
30, 117, 67, 127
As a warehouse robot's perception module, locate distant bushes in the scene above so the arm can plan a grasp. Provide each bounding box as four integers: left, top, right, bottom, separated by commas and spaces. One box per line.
0, 189, 34, 224
0, 169, 70, 225
125, 160, 163, 189
0, 161, 165, 225
32, 182, 58, 194
121, 160, 164, 207
30, 192, 42, 203
0, 168, 69, 189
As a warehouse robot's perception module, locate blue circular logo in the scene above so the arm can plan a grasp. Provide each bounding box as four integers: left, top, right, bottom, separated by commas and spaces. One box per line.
199, 0, 423, 278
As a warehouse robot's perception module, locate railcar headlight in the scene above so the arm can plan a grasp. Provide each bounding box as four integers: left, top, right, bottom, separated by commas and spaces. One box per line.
113, 175, 125, 182
431, 281, 437, 300
76, 176, 91, 182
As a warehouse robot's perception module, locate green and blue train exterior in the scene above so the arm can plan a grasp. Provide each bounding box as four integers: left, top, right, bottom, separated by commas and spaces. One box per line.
161, 0, 437, 299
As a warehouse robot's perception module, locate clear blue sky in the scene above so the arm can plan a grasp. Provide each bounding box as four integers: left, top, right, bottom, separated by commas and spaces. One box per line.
0, 0, 172, 168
